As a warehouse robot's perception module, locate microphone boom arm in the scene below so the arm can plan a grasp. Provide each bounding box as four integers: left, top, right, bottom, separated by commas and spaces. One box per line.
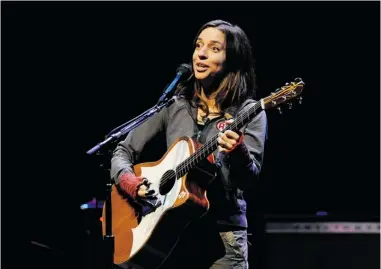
86, 96, 176, 155
104, 63, 191, 137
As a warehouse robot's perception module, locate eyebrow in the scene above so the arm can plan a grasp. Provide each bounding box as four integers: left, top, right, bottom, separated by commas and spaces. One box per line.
197, 38, 223, 46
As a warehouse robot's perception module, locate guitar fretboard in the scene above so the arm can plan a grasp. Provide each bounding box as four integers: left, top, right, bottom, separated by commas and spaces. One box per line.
175, 101, 262, 178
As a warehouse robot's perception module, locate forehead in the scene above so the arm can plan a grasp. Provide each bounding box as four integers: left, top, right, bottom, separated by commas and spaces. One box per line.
197, 27, 226, 44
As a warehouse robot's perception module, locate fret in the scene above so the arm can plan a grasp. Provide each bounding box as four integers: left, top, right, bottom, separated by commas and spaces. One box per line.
176, 102, 262, 178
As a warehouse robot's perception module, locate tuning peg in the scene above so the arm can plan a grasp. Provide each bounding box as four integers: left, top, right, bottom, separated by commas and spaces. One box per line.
288, 102, 292, 109
298, 96, 303, 104
274, 88, 280, 92
277, 107, 282, 114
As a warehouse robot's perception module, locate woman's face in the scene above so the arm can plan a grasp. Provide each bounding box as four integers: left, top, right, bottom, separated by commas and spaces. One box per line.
192, 27, 227, 87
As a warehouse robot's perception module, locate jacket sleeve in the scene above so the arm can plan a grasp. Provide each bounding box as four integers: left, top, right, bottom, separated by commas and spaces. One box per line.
110, 107, 167, 185
229, 109, 268, 180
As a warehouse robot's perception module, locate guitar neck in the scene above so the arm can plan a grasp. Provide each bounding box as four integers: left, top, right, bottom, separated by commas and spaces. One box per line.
175, 101, 263, 178
173, 77, 305, 179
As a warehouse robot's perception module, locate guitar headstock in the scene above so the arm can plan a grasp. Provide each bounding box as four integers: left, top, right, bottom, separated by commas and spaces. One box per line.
261, 78, 305, 112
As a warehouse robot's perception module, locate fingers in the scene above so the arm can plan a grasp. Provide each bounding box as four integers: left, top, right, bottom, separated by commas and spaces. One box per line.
137, 187, 148, 198
137, 178, 157, 198
218, 145, 228, 153
217, 136, 233, 149
224, 130, 240, 140
217, 127, 244, 153
138, 188, 156, 198
145, 189, 156, 199
217, 132, 239, 150
217, 135, 234, 153
225, 119, 234, 124
142, 178, 150, 186
217, 118, 239, 152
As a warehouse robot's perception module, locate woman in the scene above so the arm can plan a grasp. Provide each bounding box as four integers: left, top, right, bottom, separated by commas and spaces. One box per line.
111, 19, 267, 269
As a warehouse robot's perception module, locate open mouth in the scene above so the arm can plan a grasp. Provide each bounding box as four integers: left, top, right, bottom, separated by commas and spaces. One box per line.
196, 63, 209, 68
195, 62, 209, 72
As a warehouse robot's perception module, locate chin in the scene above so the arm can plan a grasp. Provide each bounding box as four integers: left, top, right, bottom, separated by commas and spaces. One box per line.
194, 72, 209, 81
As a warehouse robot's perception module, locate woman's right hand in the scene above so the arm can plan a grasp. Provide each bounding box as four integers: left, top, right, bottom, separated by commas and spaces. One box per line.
137, 178, 156, 198
119, 173, 155, 200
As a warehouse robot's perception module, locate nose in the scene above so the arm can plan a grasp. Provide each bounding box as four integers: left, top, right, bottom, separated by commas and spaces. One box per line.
198, 46, 208, 59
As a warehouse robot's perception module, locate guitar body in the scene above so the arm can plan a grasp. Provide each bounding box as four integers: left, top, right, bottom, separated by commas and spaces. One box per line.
102, 136, 216, 269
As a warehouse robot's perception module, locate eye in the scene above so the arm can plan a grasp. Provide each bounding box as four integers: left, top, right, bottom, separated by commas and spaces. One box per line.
212, 46, 220, 52
195, 43, 202, 49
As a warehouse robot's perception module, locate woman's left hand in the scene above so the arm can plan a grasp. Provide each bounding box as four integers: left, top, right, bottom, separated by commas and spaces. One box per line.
217, 130, 242, 153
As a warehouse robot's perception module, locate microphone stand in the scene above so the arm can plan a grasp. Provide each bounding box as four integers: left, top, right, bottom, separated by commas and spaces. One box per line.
86, 96, 176, 269
104, 83, 171, 138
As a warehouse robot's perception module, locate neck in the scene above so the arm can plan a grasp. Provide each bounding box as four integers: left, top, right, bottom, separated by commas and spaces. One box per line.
198, 76, 223, 112
200, 87, 218, 110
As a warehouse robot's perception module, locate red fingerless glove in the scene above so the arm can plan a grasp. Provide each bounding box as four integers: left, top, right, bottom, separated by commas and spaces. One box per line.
228, 133, 244, 153
229, 134, 252, 167
119, 173, 144, 199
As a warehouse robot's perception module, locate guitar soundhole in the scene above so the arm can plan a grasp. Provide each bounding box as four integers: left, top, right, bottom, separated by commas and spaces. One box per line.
159, 169, 176, 195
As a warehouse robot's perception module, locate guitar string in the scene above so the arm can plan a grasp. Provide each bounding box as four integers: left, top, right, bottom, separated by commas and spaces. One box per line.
159, 103, 258, 186
174, 107, 248, 177
183, 82, 300, 172
157, 83, 300, 187
158, 103, 258, 186
177, 102, 258, 172
158, 82, 299, 186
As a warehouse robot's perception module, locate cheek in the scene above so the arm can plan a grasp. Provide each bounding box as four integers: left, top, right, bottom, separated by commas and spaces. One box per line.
216, 63, 224, 72
214, 59, 226, 74
212, 55, 226, 70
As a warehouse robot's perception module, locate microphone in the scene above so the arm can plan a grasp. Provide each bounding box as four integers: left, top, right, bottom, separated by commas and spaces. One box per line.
158, 63, 192, 103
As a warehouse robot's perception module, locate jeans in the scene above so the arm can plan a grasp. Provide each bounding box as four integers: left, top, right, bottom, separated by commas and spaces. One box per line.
209, 229, 249, 269
158, 224, 249, 269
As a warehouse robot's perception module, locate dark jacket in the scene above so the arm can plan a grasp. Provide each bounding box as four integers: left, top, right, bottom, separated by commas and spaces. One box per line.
110, 95, 268, 228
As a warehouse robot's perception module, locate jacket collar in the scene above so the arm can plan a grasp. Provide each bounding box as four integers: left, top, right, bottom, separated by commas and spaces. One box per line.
181, 97, 256, 121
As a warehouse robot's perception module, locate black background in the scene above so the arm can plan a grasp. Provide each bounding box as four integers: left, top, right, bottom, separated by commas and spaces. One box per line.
2, 1, 380, 268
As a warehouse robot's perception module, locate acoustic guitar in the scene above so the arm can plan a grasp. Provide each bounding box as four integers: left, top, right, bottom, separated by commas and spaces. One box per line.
102, 78, 305, 269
